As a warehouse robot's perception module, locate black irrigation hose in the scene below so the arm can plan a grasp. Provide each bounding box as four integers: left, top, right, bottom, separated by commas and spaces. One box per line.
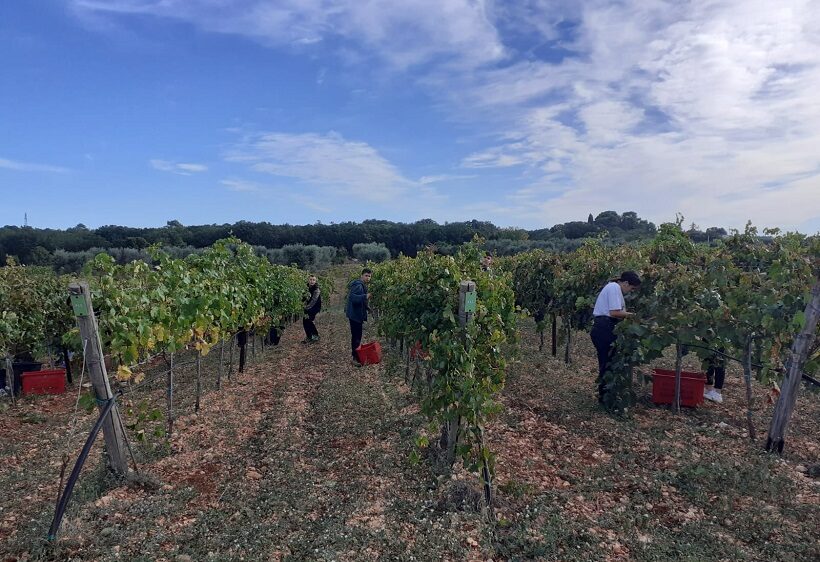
682, 342, 820, 389
48, 396, 117, 541
681, 342, 762, 368
802, 373, 820, 389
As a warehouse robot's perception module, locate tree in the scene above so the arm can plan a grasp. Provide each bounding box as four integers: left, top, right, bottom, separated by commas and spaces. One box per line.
126, 237, 149, 250
353, 243, 391, 263
594, 211, 622, 229
705, 227, 727, 241
28, 246, 54, 266
563, 221, 599, 239
497, 227, 529, 241
620, 212, 638, 229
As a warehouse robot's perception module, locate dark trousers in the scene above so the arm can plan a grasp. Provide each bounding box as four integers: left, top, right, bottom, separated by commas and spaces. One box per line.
590, 317, 617, 400
268, 327, 281, 346
349, 319, 363, 361
303, 312, 319, 339
705, 350, 726, 389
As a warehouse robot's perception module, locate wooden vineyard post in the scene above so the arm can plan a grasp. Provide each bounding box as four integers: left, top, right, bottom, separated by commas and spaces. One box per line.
460, 281, 495, 520
673, 341, 684, 414
412, 355, 421, 388
440, 282, 475, 464
458, 280, 476, 328
4, 355, 15, 405
238, 329, 247, 373
67, 282, 129, 476
228, 332, 235, 380
766, 277, 820, 454
439, 283, 476, 462
404, 341, 411, 384
742, 336, 756, 440
564, 322, 572, 364
195, 352, 202, 413
551, 313, 558, 357
217, 339, 224, 391
62, 346, 73, 384
167, 352, 175, 436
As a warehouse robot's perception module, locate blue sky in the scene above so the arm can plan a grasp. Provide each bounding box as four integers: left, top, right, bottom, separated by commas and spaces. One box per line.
1, 0, 819, 232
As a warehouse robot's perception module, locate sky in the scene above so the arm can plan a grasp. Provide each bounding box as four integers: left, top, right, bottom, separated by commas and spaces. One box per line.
1, 0, 819, 233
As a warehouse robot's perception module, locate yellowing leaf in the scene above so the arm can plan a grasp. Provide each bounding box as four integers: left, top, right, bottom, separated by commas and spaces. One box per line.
116, 364, 133, 382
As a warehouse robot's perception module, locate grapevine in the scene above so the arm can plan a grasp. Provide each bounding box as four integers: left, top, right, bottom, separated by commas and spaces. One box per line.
370, 241, 517, 505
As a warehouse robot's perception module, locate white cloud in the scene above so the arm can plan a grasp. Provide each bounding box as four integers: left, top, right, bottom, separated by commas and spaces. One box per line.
462, 147, 530, 169
150, 159, 208, 175
0, 157, 69, 173
71, 0, 505, 70
225, 131, 412, 201
176, 162, 208, 173
578, 101, 645, 147
220, 179, 260, 192
222, 130, 456, 218
418, 174, 477, 185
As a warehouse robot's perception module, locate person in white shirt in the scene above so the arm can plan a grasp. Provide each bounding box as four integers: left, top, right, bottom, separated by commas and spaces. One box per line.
590, 271, 641, 403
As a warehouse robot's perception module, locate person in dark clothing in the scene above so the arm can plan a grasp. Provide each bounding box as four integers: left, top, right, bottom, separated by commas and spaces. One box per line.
268, 326, 282, 345
302, 274, 322, 343
703, 350, 726, 403
346, 268, 372, 365
682, 341, 727, 403
590, 271, 641, 402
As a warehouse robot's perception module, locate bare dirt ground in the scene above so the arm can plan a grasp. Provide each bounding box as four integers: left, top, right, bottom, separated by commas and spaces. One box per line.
1, 281, 818, 561
487, 326, 819, 561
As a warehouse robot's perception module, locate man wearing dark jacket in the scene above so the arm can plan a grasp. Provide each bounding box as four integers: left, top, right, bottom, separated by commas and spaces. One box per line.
346, 268, 372, 365
302, 274, 322, 343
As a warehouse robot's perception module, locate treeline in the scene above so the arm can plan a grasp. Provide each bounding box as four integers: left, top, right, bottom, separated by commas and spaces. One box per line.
28, 243, 393, 274
0, 211, 727, 269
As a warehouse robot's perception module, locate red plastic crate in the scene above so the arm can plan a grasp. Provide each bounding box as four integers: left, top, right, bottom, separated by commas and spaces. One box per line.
21, 369, 66, 395
652, 369, 706, 407
356, 342, 382, 365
